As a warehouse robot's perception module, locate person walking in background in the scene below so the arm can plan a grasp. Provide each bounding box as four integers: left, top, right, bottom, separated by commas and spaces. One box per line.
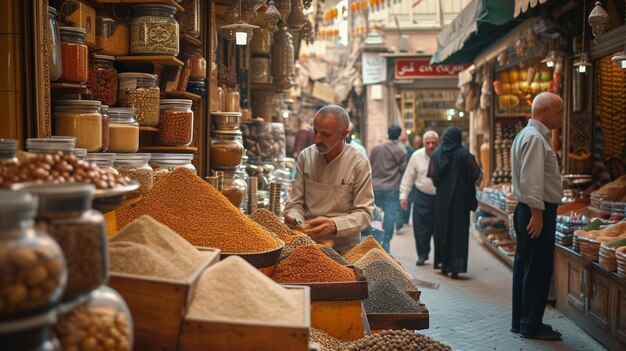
346, 121, 367, 156
412, 134, 423, 150
510, 92, 564, 341
397, 132, 414, 230
400, 131, 439, 266
428, 127, 481, 278
369, 125, 408, 252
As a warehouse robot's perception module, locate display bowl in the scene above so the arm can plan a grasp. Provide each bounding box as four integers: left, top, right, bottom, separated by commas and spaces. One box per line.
562, 174, 593, 188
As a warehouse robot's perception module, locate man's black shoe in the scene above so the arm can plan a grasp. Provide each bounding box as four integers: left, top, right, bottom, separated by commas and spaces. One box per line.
416, 258, 426, 266
520, 326, 562, 341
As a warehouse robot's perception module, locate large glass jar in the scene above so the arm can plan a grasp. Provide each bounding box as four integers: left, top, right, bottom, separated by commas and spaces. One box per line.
48, 6, 63, 82
72, 148, 87, 161
86, 153, 118, 175
222, 170, 248, 210
96, 5, 130, 56
114, 153, 153, 197
241, 120, 272, 160
0, 191, 67, 319
88, 55, 118, 106
149, 153, 196, 184
0, 309, 60, 351
100, 104, 110, 152
108, 107, 139, 153
177, 0, 200, 37
186, 48, 206, 80
130, 4, 179, 56
209, 130, 244, 170
53, 286, 133, 351
159, 99, 193, 146
24, 184, 106, 302
0, 139, 19, 166
118, 73, 160, 127
26, 138, 75, 155
53, 100, 102, 152
59, 27, 88, 83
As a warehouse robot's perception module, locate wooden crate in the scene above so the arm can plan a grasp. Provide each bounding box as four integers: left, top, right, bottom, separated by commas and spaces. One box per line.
179, 285, 311, 351
366, 291, 429, 331
108, 248, 220, 351
283, 266, 368, 301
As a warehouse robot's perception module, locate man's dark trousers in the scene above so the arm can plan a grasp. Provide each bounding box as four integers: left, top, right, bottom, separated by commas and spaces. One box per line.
512, 202, 557, 334
413, 189, 436, 261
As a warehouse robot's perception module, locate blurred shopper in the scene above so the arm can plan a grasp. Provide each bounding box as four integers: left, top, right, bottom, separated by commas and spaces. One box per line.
369, 125, 408, 252
293, 118, 315, 158
412, 134, 423, 150
347, 121, 367, 156
397, 132, 414, 230
428, 127, 481, 278
400, 131, 439, 266
510, 92, 564, 341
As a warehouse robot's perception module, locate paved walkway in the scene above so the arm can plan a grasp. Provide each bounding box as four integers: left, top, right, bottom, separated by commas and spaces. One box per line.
389, 225, 607, 351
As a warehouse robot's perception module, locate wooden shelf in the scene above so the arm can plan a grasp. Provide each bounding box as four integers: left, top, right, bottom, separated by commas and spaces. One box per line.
50, 82, 89, 94
161, 91, 201, 102
139, 146, 198, 153
180, 33, 202, 48
477, 200, 511, 222
117, 55, 184, 67
139, 126, 158, 132
95, 0, 184, 13
250, 83, 291, 92
475, 228, 514, 268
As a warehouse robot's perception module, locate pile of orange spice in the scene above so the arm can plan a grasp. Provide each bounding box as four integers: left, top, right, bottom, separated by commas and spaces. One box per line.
272, 245, 357, 283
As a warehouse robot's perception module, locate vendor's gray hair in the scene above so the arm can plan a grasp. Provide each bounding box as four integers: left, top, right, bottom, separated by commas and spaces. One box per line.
423, 130, 439, 140
316, 105, 350, 130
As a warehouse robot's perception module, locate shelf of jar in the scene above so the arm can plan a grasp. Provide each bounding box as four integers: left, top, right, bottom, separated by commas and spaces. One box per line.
94, 0, 184, 13
116, 55, 184, 67
139, 126, 159, 132
250, 83, 291, 92
180, 33, 202, 48
139, 146, 198, 153
50, 82, 90, 94
161, 91, 201, 102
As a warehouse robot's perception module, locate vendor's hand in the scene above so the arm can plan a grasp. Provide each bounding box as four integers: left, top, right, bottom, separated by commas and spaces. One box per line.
400, 199, 407, 210
527, 210, 543, 239
304, 216, 337, 239
284, 214, 297, 229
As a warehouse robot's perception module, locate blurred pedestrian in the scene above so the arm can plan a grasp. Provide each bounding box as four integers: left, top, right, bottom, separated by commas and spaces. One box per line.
428, 127, 481, 278
369, 125, 408, 252
412, 135, 423, 150
397, 132, 414, 230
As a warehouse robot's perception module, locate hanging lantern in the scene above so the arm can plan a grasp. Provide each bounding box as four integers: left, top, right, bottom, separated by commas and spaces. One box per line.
588, 1, 609, 43
574, 0, 592, 73
274, 0, 292, 21
287, 0, 306, 30
303, 0, 312, 10
265, 1, 281, 32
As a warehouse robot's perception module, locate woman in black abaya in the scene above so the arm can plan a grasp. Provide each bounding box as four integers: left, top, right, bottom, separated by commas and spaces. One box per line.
427, 127, 481, 278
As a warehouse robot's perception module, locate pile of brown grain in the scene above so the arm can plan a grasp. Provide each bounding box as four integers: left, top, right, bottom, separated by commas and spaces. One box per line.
272, 245, 357, 283
249, 208, 297, 244
109, 215, 206, 279
344, 236, 388, 263
116, 168, 281, 253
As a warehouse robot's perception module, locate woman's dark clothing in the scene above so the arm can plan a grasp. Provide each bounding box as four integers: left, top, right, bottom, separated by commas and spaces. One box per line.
428, 127, 481, 274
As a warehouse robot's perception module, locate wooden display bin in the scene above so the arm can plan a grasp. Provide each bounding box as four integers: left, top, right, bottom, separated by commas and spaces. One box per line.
286, 266, 368, 301
178, 285, 311, 351
366, 293, 429, 331
108, 248, 221, 351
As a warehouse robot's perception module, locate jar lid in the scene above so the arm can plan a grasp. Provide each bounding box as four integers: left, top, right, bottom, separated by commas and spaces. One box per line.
59, 26, 87, 38
54, 99, 102, 108
188, 80, 206, 87
0, 308, 57, 334
87, 153, 116, 162
132, 4, 177, 13
0, 139, 18, 152
150, 153, 194, 161
114, 153, 151, 163
108, 107, 136, 119
22, 183, 95, 215
118, 72, 157, 80
93, 54, 116, 62
0, 191, 38, 218
211, 112, 243, 117
212, 130, 243, 136
100, 104, 109, 112
73, 148, 87, 159
48, 6, 57, 16
160, 99, 193, 107
26, 138, 75, 153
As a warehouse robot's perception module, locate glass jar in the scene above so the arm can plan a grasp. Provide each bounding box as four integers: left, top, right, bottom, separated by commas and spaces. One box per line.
100, 104, 110, 152
118, 73, 160, 127
96, 5, 130, 56
59, 27, 88, 83
114, 153, 153, 197
86, 153, 119, 175
0, 309, 60, 351
222, 170, 248, 210
26, 138, 75, 155
158, 99, 194, 146
53, 100, 102, 152
149, 153, 196, 184
187, 79, 206, 96
72, 148, 87, 161
53, 286, 133, 351
108, 108, 139, 153
24, 184, 106, 301
241, 120, 272, 160
48, 6, 63, 82
209, 130, 244, 170
88, 55, 118, 106
0, 191, 67, 318
186, 49, 206, 80
210, 55, 219, 111
211, 111, 241, 131
0, 139, 19, 166
177, 0, 200, 37
271, 122, 287, 161
130, 4, 179, 56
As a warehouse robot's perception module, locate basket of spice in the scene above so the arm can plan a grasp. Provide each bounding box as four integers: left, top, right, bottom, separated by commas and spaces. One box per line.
574, 221, 626, 262
108, 215, 221, 351
599, 239, 626, 272
616, 247, 626, 279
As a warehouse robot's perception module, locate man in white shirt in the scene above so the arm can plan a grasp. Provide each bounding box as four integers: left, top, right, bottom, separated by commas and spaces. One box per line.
399, 131, 439, 266
284, 105, 375, 253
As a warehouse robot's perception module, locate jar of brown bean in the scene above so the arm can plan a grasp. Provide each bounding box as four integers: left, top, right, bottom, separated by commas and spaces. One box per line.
108, 108, 139, 153
209, 130, 244, 170
88, 55, 118, 106
159, 99, 194, 146
53, 286, 133, 351
24, 184, 107, 302
59, 27, 88, 83
118, 73, 160, 127
86, 153, 119, 175
53, 100, 103, 152
114, 153, 153, 197
0, 191, 67, 319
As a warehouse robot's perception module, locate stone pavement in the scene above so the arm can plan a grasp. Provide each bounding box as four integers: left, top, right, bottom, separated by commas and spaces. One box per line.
389, 225, 607, 351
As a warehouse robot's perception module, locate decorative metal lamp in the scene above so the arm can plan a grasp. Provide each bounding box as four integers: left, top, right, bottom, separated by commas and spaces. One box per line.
574, 0, 592, 73
265, 1, 281, 32
611, 0, 626, 68
588, 1, 609, 43
541, 49, 564, 68
219, 0, 260, 45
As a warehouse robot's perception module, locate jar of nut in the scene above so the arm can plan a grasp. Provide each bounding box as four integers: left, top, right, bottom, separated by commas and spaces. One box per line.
53, 286, 133, 351
221, 170, 248, 210
118, 73, 160, 127
108, 107, 139, 153
24, 184, 107, 302
0, 139, 19, 166
0, 191, 67, 319
149, 153, 196, 184
158, 99, 194, 146
113, 153, 153, 197
86, 153, 119, 175
26, 137, 76, 155
59, 27, 89, 83
53, 100, 103, 152
209, 130, 244, 170
0, 308, 61, 350
88, 55, 118, 106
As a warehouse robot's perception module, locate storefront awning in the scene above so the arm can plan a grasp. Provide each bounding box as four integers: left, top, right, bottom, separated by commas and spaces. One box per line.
430, 0, 517, 65
514, 0, 549, 18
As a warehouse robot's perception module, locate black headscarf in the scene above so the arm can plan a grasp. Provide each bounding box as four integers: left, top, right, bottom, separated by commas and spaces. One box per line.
428, 127, 462, 186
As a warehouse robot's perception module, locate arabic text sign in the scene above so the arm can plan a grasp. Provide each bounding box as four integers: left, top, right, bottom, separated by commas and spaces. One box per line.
395, 58, 468, 79
362, 52, 387, 85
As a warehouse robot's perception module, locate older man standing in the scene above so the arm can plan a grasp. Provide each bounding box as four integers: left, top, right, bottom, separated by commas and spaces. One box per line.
400, 131, 439, 266
284, 105, 375, 253
511, 92, 563, 341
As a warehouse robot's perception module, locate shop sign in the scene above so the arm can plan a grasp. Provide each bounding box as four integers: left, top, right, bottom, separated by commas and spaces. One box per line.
395, 58, 468, 79
312, 82, 335, 103
362, 52, 387, 85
